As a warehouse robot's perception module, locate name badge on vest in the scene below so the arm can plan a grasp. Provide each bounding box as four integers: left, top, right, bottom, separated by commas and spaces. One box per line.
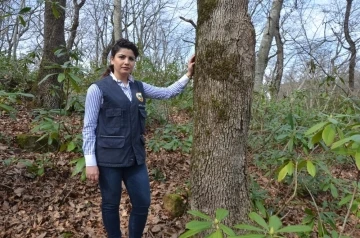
136, 92, 144, 102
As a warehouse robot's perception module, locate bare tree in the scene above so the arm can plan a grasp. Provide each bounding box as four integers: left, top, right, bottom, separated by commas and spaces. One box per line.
66, 0, 86, 50
344, 0, 357, 91
283, 0, 360, 95
254, 0, 284, 90
191, 0, 255, 226
81, 0, 113, 66
82, 0, 108, 66
269, 11, 284, 99
0, 0, 39, 59
10, 0, 26, 60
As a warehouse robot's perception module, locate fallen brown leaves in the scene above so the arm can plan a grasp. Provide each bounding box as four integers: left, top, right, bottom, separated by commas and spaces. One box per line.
0, 106, 191, 238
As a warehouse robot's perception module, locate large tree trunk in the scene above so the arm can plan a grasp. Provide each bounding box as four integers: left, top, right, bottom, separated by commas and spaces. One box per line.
344, 0, 356, 91
35, 0, 68, 109
191, 0, 255, 226
254, 0, 283, 91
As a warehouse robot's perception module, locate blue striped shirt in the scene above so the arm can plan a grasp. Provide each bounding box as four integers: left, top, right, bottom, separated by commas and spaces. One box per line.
82, 72, 190, 166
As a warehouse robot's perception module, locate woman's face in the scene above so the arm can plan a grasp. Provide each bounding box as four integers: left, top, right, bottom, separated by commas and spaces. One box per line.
110, 48, 136, 79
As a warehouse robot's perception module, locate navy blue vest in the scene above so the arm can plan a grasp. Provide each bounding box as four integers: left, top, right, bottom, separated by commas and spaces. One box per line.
94, 76, 147, 167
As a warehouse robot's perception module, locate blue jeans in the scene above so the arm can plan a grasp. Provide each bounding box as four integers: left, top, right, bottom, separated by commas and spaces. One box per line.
98, 164, 151, 238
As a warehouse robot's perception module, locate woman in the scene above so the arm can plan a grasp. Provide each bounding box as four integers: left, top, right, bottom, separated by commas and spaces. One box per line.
82, 38, 195, 238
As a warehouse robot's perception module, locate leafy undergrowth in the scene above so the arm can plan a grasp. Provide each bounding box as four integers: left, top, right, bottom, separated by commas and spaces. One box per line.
249, 163, 360, 237
0, 105, 359, 238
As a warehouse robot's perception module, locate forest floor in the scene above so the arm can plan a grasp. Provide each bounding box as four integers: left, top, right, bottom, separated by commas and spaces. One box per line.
0, 105, 359, 238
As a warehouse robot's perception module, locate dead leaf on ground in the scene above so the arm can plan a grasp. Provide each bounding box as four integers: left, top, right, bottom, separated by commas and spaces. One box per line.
13, 187, 25, 196
0, 143, 8, 150
151, 224, 162, 233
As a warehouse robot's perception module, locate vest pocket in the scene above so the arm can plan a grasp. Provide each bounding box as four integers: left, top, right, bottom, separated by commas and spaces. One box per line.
105, 108, 123, 128
98, 135, 125, 148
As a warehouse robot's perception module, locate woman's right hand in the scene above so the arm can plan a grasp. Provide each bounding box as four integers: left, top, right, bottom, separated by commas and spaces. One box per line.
86, 166, 99, 182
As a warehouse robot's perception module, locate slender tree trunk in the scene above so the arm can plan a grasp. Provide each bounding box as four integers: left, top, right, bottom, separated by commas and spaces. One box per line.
35, 0, 68, 109
191, 0, 255, 226
95, 36, 99, 67
344, 0, 356, 91
100, 8, 112, 65
101, 37, 114, 65
113, 0, 122, 40
67, 0, 86, 50
254, 0, 283, 91
269, 14, 284, 99
11, 0, 21, 60
123, 0, 129, 39
11, 0, 27, 60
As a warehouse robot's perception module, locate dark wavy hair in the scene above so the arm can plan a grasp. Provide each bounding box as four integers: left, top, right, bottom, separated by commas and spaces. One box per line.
102, 39, 140, 77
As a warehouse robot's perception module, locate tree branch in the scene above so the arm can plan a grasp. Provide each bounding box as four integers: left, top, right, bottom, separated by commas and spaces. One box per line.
179, 16, 196, 28
182, 39, 195, 45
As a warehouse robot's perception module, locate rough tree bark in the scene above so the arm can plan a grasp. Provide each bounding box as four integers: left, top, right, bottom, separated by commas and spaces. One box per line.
344, 0, 356, 91
191, 0, 255, 226
35, 0, 68, 109
254, 0, 283, 91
